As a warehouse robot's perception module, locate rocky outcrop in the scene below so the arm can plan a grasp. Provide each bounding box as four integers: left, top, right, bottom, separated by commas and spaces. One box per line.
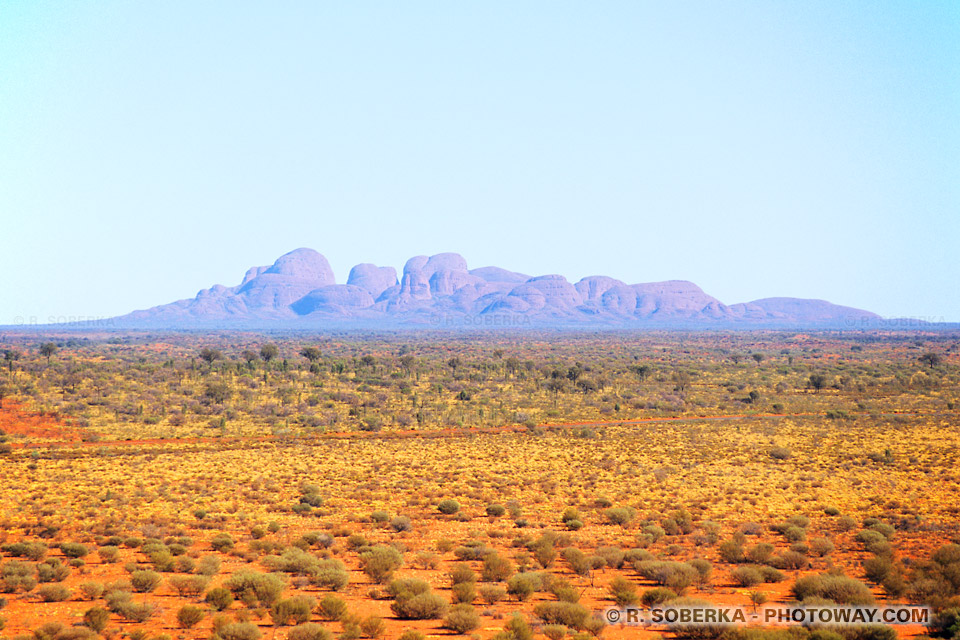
117, 248, 883, 329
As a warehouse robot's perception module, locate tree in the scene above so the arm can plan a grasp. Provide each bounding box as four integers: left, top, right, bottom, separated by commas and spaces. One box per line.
3, 349, 20, 373
260, 344, 279, 362
919, 352, 942, 368
629, 364, 651, 382
199, 348, 222, 364
300, 347, 321, 362
39, 342, 58, 365
751, 353, 764, 365
241, 350, 260, 364
0, 383, 8, 409
808, 373, 828, 393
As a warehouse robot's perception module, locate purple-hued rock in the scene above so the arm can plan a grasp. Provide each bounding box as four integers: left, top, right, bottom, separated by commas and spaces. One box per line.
114, 247, 885, 329
347, 264, 398, 298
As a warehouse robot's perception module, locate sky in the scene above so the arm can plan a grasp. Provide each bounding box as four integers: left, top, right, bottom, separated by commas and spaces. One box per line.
1, 1, 958, 323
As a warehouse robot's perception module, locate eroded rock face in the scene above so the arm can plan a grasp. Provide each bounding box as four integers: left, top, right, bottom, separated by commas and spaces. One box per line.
236, 248, 337, 311
347, 264, 398, 298
118, 248, 882, 328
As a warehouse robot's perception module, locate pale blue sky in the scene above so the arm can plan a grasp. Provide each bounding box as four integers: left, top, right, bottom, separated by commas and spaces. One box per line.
1, 2, 957, 323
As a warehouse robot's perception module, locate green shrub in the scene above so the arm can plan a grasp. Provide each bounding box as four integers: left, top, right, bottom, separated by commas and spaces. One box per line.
437, 500, 461, 515
168, 574, 209, 597
271, 596, 315, 626
482, 553, 514, 581
312, 558, 350, 591
177, 604, 205, 628
82, 606, 110, 632
391, 591, 448, 620
791, 574, 874, 605
117, 601, 157, 622
318, 595, 348, 621
287, 624, 332, 640
444, 604, 481, 633
487, 504, 506, 517
223, 571, 287, 607
641, 587, 677, 606
360, 615, 385, 639
730, 567, 763, 588
130, 570, 162, 593
604, 507, 637, 526
507, 573, 541, 600
217, 622, 262, 640
533, 602, 590, 629
452, 582, 476, 604
479, 584, 507, 604
634, 561, 696, 593
37, 584, 71, 602
206, 586, 235, 610
609, 576, 639, 606
60, 543, 89, 559
359, 546, 403, 583
210, 533, 235, 552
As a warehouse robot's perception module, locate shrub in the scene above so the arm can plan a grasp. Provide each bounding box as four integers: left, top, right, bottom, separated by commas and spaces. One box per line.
210, 533, 235, 552
664, 598, 727, 639
390, 516, 412, 532
479, 584, 507, 604
130, 570, 162, 593
533, 602, 590, 629
177, 604, 205, 628
791, 574, 874, 605
82, 607, 110, 633
398, 631, 425, 640
487, 504, 506, 517
746, 543, 774, 564
770, 447, 792, 460
198, 554, 222, 576
37, 584, 71, 602
482, 553, 514, 581
635, 561, 696, 593
311, 558, 349, 591
78, 582, 103, 600
317, 595, 348, 621
223, 571, 287, 607
507, 573, 541, 600
719, 538, 745, 564
690, 558, 713, 586
359, 616, 385, 639
288, 624, 332, 640
217, 622, 262, 640
97, 546, 120, 563
117, 601, 157, 622
604, 507, 637, 526
444, 604, 481, 633
641, 587, 678, 606
542, 625, 567, 640
359, 546, 403, 583
437, 500, 461, 515
609, 576, 639, 606
206, 586, 235, 610
730, 567, 764, 588
810, 537, 835, 557
926, 608, 960, 639
169, 574, 209, 597
451, 582, 476, 604
391, 592, 448, 620
449, 563, 477, 585
60, 543, 90, 559
271, 596, 315, 626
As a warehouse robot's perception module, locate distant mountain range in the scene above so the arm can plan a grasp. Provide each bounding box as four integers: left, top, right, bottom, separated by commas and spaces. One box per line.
112, 248, 886, 330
